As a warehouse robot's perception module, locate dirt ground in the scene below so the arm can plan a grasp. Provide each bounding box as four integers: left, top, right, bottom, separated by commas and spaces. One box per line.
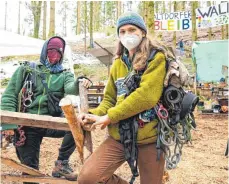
1, 113, 228, 184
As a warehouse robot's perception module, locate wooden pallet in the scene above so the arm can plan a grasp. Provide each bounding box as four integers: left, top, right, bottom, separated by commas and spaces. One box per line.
1, 157, 77, 184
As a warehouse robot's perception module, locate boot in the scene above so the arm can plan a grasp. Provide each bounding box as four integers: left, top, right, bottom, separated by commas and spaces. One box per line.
52, 160, 78, 181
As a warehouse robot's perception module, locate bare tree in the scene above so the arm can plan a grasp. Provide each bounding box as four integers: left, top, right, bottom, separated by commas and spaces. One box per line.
207, 1, 212, 40
18, 1, 21, 34
48, 1, 55, 38
173, 2, 177, 48
29, 1, 42, 38
89, 1, 93, 48
148, 2, 155, 36
43, 1, 47, 40
117, 1, 122, 19
192, 1, 198, 41
84, 1, 87, 56
4, 2, 7, 30
76, 1, 81, 34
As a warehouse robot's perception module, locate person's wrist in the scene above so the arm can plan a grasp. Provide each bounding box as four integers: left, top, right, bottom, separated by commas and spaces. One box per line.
105, 114, 111, 124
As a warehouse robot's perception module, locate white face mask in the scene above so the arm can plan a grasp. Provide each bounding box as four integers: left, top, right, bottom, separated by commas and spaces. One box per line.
120, 34, 142, 51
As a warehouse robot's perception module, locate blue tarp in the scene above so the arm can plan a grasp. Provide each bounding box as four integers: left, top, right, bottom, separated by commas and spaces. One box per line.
192, 40, 228, 82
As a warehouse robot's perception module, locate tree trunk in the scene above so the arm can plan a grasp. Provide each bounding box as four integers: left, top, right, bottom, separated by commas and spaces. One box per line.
42, 1, 47, 40
148, 2, 155, 36
155, 1, 158, 13
182, 1, 185, 11
4, 2, 7, 30
143, 1, 148, 23
76, 1, 81, 35
94, 2, 101, 32
48, 1, 55, 38
163, 1, 166, 13
169, 2, 172, 12
32, 1, 42, 38
63, 2, 67, 37
207, 1, 212, 40
173, 2, 177, 48
221, 25, 225, 39
117, 1, 122, 19
226, 24, 228, 39
89, 1, 93, 48
18, 1, 21, 34
192, 2, 198, 41
84, 1, 87, 56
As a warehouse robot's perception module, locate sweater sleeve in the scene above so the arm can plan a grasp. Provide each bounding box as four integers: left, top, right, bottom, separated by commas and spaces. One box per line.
1, 66, 25, 112
89, 64, 117, 116
107, 52, 166, 123
64, 72, 79, 95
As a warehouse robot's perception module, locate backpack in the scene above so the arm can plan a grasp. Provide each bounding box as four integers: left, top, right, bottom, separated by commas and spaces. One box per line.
119, 48, 199, 183
151, 49, 199, 169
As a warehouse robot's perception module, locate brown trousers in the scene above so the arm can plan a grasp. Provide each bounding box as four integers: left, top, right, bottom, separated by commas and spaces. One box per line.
78, 137, 165, 184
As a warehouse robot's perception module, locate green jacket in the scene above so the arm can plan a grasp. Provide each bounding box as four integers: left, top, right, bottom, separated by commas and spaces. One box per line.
1, 64, 79, 129
90, 52, 166, 144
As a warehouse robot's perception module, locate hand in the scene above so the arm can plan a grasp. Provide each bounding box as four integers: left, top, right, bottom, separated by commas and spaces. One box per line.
85, 114, 111, 131
2, 130, 14, 136
81, 78, 92, 89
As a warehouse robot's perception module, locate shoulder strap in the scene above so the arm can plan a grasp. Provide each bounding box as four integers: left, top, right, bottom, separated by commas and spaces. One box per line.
23, 61, 37, 89
40, 73, 49, 93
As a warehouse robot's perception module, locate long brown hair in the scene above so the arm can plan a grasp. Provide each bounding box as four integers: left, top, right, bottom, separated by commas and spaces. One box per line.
115, 35, 174, 71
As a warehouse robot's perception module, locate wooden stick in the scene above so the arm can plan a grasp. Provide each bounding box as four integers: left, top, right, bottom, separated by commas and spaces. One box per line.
1, 175, 77, 184
1, 157, 46, 176
59, 97, 84, 164
1, 110, 70, 131
79, 82, 93, 154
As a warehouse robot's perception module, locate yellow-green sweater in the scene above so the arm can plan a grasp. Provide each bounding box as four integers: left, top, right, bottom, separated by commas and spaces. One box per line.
90, 52, 166, 144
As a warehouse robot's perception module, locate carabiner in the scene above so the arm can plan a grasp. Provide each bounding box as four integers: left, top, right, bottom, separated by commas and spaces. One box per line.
157, 104, 169, 119
23, 98, 32, 107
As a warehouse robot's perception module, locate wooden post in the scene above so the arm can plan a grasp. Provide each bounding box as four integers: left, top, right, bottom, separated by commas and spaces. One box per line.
79, 81, 93, 154
59, 98, 84, 164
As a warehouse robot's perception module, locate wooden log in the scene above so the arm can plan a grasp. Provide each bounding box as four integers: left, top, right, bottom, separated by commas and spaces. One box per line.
60, 97, 84, 164
79, 81, 93, 154
1, 157, 46, 176
1, 110, 70, 131
1, 175, 77, 184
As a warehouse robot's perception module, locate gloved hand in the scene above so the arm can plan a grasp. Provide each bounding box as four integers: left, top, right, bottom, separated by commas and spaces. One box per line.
75, 76, 93, 89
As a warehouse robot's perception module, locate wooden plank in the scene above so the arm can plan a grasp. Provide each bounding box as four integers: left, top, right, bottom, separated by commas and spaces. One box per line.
1, 110, 70, 131
198, 112, 228, 116
1, 157, 45, 176
1, 175, 77, 184
88, 93, 104, 96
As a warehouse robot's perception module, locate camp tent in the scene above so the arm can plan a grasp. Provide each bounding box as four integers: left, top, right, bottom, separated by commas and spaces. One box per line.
0, 30, 74, 74
192, 40, 228, 82
0, 30, 44, 57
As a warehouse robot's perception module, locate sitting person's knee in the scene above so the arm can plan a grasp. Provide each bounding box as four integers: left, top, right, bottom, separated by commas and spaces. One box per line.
77, 169, 99, 184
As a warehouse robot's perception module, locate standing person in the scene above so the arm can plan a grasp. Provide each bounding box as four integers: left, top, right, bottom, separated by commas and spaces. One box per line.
1, 36, 92, 183
178, 39, 185, 56
77, 12, 169, 184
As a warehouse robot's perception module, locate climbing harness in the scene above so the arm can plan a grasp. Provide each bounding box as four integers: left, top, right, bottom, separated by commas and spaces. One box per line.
15, 63, 36, 147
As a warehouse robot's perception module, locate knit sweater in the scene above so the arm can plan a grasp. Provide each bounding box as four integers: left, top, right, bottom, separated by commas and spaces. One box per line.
90, 52, 166, 144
